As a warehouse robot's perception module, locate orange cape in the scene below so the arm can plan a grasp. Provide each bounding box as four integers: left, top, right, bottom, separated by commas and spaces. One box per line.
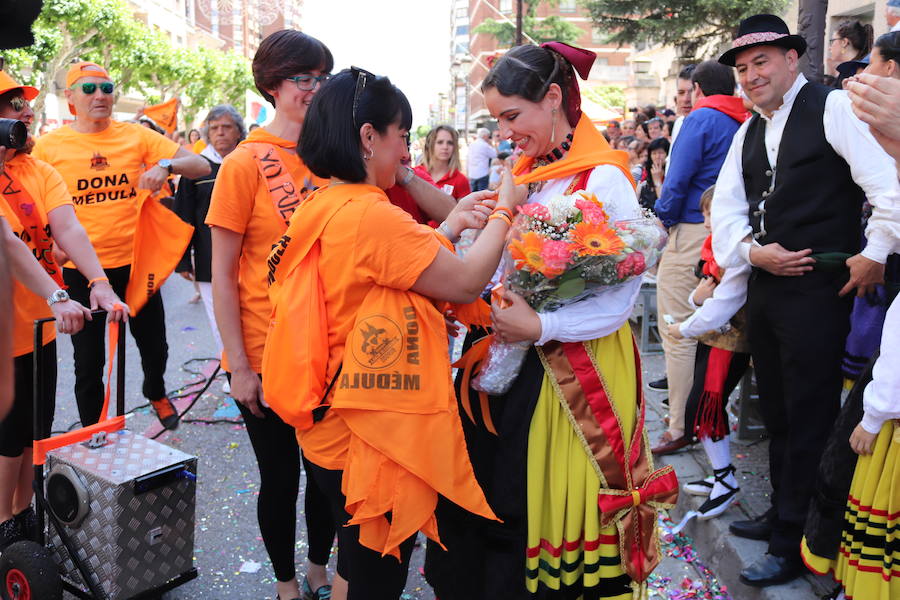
263, 183, 497, 558
512, 113, 635, 190
125, 191, 193, 316
142, 98, 179, 135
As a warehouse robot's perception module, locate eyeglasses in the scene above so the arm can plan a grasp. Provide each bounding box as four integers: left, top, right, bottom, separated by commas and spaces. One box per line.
829, 37, 843, 44
286, 73, 331, 91
351, 66, 376, 129
74, 82, 114, 95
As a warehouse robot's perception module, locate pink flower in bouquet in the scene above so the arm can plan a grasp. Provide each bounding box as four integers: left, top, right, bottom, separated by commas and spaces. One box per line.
615, 251, 647, 279
575, 193, 609, 224
540, 239, 573, 278
518, 203, 551, 221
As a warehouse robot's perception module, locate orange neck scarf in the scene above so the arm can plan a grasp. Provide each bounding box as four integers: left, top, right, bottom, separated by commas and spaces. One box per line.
513, 113, 634, 190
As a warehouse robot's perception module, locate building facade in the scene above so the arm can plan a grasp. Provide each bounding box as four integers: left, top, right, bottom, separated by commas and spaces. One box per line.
459, 0, 631, 133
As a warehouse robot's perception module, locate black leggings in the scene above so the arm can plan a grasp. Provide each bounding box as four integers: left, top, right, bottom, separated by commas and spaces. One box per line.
230, 377, 334, 582
305, 458, 417, 599
0, 342, 56, 457
64, 265, 168, 426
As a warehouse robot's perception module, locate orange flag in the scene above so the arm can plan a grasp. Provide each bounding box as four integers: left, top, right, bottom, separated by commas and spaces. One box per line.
125, 192, 193, 316
142, 97, 179, 135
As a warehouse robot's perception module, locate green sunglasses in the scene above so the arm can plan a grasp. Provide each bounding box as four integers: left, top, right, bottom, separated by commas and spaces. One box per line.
74, 82, 114, 95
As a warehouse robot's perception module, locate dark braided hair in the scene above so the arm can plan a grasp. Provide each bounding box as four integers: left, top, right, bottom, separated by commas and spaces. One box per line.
874, 31, 900, 74
481, 45, 580, 126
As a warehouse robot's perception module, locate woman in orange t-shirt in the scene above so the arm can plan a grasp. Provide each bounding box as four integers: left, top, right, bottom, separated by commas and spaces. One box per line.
205, 31, 334, 600
414, 124, 471, 200
0, 75, 126, 550
270, 68, 526, 599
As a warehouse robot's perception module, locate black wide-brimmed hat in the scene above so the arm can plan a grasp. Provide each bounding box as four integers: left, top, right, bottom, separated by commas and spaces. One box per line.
719, 14, 807, 67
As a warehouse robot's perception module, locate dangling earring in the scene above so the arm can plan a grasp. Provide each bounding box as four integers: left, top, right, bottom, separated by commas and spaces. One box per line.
551, 108, 558, 145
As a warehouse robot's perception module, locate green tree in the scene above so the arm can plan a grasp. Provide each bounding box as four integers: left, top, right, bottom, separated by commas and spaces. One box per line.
582, 0, 789, 59
583, 84, 626, 111
4, 0, 134, 130
473, 0, 583, 47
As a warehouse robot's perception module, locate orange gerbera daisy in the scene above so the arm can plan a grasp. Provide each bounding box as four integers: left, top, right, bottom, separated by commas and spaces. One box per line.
571, 221, 625, 256
509, 231, 548, 274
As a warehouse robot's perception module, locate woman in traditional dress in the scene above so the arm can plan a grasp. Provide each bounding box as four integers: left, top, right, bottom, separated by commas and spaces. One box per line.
425, 42, 677, 600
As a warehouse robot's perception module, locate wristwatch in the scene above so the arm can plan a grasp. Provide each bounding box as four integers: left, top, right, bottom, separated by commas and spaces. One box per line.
157, 158, 174, 174
47, 289, 70, 307
400, 166, 415, 186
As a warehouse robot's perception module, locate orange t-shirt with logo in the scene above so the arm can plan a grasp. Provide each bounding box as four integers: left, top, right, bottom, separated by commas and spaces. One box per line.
32, 121, 180, 268
299, 186, 442, 470
1, 154, 74, 356
205, 127, 326, 373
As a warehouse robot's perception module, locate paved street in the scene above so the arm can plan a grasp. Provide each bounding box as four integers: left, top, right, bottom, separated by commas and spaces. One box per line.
47, 275, 739, 599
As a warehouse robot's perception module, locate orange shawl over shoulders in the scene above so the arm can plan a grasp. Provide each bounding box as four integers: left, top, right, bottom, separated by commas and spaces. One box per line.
512, 113, 635, 189
263, 184, 497, 558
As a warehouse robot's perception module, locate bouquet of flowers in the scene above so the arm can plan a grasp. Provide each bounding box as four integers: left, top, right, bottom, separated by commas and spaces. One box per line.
471, 191, 667, 395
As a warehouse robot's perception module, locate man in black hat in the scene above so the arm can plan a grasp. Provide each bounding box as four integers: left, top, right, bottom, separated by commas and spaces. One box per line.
711, 13, 900, 587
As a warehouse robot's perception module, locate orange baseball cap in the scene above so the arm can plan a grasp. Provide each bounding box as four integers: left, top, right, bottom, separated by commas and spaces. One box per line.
65, 61, 111, 88
65, 61, 112, 115
0, 71, 38, 101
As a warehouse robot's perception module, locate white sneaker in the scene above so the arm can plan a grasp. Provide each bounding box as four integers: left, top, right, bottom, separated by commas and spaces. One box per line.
683, 476, 714, 496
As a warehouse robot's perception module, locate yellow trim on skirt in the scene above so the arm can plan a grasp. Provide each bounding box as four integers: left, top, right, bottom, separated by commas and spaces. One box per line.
801, 420, 900, 600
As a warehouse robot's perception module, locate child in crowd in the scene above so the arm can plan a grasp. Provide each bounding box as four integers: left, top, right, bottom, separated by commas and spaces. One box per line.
668, 186, 752, 519
487, 152, 510, 190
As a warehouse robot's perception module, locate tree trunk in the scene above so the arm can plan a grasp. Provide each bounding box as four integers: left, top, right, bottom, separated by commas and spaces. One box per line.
516, 0, 524, 46
797, 0, 828, 83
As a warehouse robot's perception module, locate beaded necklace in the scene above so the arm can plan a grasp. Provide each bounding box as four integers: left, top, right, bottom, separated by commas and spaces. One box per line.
528, 131, 574, 196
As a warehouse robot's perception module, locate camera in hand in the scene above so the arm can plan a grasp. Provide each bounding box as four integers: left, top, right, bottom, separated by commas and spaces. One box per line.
0, 118, 27, 149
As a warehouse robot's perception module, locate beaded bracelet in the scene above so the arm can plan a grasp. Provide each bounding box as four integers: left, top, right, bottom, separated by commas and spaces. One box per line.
87, 276, 109, 289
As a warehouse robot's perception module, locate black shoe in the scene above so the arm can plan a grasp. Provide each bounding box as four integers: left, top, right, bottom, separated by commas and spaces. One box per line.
662, 397, 669, 406
729, 507, 775, 540
0, 517, 23, 551
648, 377, 668, 391
13, 506, 36, 541
739, 554, 803, 587
697, 465, 739, 520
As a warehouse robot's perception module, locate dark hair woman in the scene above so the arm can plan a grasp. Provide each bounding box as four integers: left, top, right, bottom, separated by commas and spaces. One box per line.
868, 31, 900, 78
638, 136, 670, 211
263, 67, 526, 598
206, 30, 335, 600
424, 42, 672, 599
416, 124, 470, 199
829, 20, 874, 81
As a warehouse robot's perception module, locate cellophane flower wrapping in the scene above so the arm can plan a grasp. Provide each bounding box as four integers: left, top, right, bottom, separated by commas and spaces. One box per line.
471, 191, 667, 395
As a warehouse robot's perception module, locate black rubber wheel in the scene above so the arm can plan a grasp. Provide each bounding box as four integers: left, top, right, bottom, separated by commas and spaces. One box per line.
0, 540, 62, 600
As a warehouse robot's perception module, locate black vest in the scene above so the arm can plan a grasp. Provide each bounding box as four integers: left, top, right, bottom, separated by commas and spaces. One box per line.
742, 82, 865, 255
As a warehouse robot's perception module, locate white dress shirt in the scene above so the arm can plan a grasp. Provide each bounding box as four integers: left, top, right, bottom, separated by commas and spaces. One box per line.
466, 138, 497, 180
892, 20, 900, 32
711, 73, 900, 268
679, 262, 750, 339
860, 293, 900, 433
492, 165, 643, 346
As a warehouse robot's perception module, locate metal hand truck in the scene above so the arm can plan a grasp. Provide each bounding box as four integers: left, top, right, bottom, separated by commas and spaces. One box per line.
0, 313, 198, 600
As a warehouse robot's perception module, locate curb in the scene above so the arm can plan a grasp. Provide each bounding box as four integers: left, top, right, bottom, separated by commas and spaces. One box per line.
645, 397, 835, 600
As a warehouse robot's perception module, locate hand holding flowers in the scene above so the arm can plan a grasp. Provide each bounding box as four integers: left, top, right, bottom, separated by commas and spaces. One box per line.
472, 190, 667, 394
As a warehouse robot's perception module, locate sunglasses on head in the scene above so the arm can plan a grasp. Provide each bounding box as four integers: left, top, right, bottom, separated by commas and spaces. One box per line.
74, 82, 114, 95
350, 66, 376, 129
